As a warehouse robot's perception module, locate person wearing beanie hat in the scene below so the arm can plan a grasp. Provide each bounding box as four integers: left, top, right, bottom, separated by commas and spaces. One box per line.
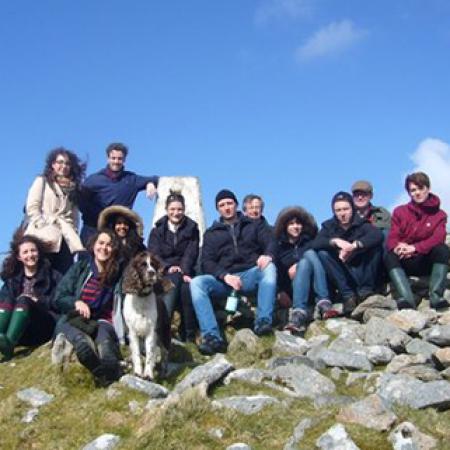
312, 191, 384, 316
190, 189, 277, 355
351, 180, 391, 232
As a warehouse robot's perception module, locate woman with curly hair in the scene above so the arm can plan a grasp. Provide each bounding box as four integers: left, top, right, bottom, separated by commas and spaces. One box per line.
0, 230, 62, 360
24, 147, 86, 274
274, 206, 337, 335
53, 229, 123, 385
97, 205, 146, 268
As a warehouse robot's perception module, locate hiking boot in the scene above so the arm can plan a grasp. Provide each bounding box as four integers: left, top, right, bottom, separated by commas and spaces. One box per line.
284, 309, 307, 336
198, 334, 227, 356
254, 318, 273, 337
342, 295, 358, 317
429, 263, 450, 310
317, 299, 339, 320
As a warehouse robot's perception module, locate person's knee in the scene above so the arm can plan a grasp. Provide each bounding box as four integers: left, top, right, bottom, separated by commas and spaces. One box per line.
261, 262, 277, 282
430, 244, 450, 264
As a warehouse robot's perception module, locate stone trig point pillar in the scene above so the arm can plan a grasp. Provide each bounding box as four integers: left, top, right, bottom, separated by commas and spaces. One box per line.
153, 176, 207, 243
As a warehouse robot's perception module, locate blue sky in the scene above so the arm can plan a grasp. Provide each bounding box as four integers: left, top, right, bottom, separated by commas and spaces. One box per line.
2, 0, 450, 254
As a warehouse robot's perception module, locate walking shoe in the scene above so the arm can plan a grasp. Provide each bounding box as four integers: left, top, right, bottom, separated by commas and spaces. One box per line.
342, 295, 358, 317
317, 299, 339, 320
254, 318, 273, 336
284, 309, 307, 336
198, 334, 227, 356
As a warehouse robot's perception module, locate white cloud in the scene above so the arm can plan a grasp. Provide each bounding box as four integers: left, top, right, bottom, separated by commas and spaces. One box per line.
255, 0, 312, 25
295, 19, 368, 62
392, 138, 450, 216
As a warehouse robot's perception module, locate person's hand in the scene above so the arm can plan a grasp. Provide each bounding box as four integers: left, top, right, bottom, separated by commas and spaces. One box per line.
288, 263, 297, 280
400, 244, 416, 259
257, 255, 272, 270
168, 265, 182, 274
331, 238, 354, 252
183, 275, 192, 283
75, 300, 91, 319
224, 274, 242, 291
146, 182, 157, 199
339, 248, 353, 262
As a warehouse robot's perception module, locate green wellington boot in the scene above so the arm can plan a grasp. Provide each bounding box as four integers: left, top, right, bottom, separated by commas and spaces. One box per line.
0, 308, 30, 360
0, 309, 13, 359
389, 268, 416, 309
429, 263, 450, 310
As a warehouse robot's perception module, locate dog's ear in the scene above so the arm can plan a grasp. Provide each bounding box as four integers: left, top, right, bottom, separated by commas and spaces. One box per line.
154, 278, 174, 295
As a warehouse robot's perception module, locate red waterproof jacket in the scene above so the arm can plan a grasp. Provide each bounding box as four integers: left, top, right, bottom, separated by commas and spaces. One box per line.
386, 193, 447, 255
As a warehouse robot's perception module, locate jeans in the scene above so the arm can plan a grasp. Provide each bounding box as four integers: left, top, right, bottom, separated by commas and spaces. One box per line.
292, 249, 329, 311
318, 246, 382, 299
190, 263, 277, 339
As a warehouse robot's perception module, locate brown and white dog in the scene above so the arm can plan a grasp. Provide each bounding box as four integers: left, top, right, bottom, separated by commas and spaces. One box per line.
122, 251, 172, 380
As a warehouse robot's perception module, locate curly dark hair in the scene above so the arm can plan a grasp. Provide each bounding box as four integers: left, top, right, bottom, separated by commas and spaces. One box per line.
43, 147, 86, 187
1, 228, 50, 280
87, 229, 121, 287
273, 206, 318, 240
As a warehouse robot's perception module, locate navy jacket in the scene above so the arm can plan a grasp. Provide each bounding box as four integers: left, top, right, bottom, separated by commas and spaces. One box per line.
201, 213, 276, 279
312, 214, 383, 261
147, 216, 200, 276
79, 169, 158, 227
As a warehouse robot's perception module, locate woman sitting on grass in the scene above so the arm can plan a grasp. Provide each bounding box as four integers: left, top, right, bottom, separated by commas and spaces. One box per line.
0, 231, 61, 360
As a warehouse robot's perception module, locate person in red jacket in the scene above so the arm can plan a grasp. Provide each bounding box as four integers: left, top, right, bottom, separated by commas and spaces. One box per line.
385, 172, 449, 309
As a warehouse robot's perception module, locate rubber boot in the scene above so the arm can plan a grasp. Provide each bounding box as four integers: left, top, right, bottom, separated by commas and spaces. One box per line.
388, 268, 416, 309
72, 333, 102, 375
0, 308, 30, 360
0, 309, 12, 358
97, 338, 122, 384
429, 263, 450, 310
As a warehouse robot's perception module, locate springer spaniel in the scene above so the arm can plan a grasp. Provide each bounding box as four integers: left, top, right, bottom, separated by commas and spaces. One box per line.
122, 251, 172, 380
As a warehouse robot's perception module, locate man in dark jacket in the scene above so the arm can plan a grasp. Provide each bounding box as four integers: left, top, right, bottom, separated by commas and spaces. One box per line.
79, 143, 159, 245
313, 191, 383, 315
190, 189, 277, 355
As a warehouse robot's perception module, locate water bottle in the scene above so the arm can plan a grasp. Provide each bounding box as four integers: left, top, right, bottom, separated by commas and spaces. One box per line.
225, 289, 240, 314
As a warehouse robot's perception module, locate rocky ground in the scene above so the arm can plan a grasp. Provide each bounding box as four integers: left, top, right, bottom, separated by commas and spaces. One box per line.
1, 289, 450, 449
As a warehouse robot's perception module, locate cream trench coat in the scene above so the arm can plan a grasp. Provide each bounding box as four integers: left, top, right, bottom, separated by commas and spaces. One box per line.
25, 176, 84, 253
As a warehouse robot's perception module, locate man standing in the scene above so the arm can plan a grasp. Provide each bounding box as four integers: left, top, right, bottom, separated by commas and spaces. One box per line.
351, 180, 391, 232
79, 143, 158, 245
190, 189, 277, 355
313, 192, 383, 315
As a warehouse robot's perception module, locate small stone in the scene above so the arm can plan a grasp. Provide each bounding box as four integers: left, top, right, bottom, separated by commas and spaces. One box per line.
406, 338, 439, 360
386, 310, 428, 334
228, 328, 259, 354
82, 434, 120, 450
208, 427, 224, 439
283, 417, 314, 450
226, 444, 252, 450
128, 400, 143, 415
365, 345, 395, 365
21, 408, 39, 424
314, 348, 373, 371
422, 325, 450, 346
212, 395, 279, 415
386, 354, 428, 373
438, 311, 450, 325
432, 347, 450, 369
441, 367, 450, 380
346, 372, 380, 387
389, 421, 437, 450
17, 388, 54, 407
267, 355, 324, 370
337, 394, 397, 431
51, 332, 74, 368
363, 308, 394, 323
224, 368, 268, 385
120, 375, 169, 398
398, 365, 442, 382
364, 316, 411, 351
351, 295, 397, 321
307, 334, 330, 348
273, 331, 310, 355
330, 367, 343, 381
325, 318, 361, 335
316, 424, 360, 450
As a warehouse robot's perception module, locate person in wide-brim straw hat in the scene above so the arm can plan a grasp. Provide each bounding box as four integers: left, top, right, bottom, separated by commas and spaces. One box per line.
97, 205, 145, 267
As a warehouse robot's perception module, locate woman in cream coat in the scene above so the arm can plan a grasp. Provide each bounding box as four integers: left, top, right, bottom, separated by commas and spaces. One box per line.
25, 147, 86, 273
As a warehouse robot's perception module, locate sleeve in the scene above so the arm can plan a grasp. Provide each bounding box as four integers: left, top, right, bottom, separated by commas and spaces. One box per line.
358, 223, 384, 250
147, 228, 171, 270
414, 214, 447, 254
53, 263, 83, 313
0, 283, 13, 308
201, 231, 227, 279
256, 221, 277, 257
311, 226, 334, 250
275, 243, 298, 272
386, 208, 402, 252
180, 225, 200, 276
135, 175, 159, 191
25, 177, 46, 225
35, 269, 63, 313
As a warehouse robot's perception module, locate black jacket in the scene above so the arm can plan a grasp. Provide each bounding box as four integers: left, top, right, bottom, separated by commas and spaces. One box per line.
201, 213, 276, 278
312, 214, 383, 261
275, 233, 315, 273
147, 216, 200, 276
0, 260, 62, 313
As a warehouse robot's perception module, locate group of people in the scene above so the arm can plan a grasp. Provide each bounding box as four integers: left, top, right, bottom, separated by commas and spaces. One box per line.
0, 142, 448, 385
